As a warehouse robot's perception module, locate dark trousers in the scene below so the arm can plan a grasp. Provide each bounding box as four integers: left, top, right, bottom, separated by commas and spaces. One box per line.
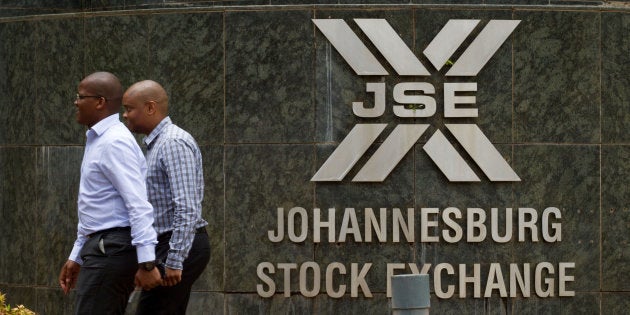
75, 229, 136, 315
136, 229, 211, 315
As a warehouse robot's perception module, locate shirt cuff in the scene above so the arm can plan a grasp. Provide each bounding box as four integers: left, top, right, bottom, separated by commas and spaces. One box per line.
69, 245, 83, 265
165, 255, 184, 270
136, 244, 156, 263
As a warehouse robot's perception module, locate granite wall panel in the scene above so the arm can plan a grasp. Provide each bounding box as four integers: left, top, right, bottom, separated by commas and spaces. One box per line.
414, 142, 516, 295
84, 15, 149, 88
601, 293, 630, 315
602, 12, 630, 143
511, 293, 599, 314
224, 145, 315, 292
0, 147, 37, 285
431, 296, 508, 315
314, 9, 413, 143
0, 3, 629, 315
0, 285, 37, 312
35, 147, 83, 287
415, 9, 514, 144
35, 287, 76, 315
225, 293, 313, 314
225, 10, 314, 144
601, 145, 630, 291
313, 294, 389, 314
185, 292, 225, 315
512, 145, 600, 292
0, 21, 37, 145
194, 145, 226, 291
34, 18, 85, 145
148, 12, 225, 146
513, 10, 600, 143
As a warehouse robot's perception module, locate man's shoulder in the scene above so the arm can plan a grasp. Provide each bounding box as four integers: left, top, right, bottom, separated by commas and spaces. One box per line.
100, 123, 142, 151
102, 123, 136, 141
162, 123, 197, 144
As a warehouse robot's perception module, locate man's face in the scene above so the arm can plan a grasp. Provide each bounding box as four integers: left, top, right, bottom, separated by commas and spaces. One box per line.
122, 92, 148, 134
75, 82, 103, 127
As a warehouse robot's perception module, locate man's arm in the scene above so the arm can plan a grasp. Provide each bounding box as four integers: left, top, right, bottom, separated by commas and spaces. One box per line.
59, 226, 87, 293
102, 137, 161, 290
161, 138, 203, 285
59, 260, 80, 294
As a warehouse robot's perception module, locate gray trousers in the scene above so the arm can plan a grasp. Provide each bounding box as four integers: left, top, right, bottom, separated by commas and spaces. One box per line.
75, 229, 136, 315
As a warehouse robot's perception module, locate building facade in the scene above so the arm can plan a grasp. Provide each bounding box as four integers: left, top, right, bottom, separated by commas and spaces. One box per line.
0, 1, 629, 314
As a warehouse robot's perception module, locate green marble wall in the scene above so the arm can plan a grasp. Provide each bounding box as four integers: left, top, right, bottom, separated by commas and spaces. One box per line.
0, 2, 628, 315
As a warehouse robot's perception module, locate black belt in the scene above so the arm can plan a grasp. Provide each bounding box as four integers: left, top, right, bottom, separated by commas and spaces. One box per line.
158, 226, 206, 242
87, 226, 131, 238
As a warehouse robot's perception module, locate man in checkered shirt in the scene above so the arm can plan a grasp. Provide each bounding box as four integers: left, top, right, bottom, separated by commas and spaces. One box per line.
122, 80, 211, 314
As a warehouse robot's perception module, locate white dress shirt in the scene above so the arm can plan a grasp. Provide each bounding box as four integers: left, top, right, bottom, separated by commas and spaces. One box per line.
69, 113, 157, 264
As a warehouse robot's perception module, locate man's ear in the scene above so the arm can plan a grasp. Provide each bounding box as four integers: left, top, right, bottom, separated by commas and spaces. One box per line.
95, 97, 107, 111
145, 100, 157, 115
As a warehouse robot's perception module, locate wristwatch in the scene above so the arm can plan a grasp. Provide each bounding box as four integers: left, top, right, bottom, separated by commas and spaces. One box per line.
139, 261, 156, 271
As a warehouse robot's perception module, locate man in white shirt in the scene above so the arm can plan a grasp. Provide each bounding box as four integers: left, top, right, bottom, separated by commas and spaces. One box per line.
58, 72, 162, 314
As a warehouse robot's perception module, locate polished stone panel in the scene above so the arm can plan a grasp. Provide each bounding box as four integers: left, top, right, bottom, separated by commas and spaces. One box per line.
415, 9, 514, 144
35, 287, 75, 315
0, 147, 37, 285
512, 145, 599, 292
550, 1, 604, 5
601, 145, 630, 290
148, 12, 225, 146
193, 145, 225, 291
431, 296, 507, 314
83, 0, 126, 11
34, 19, 85, 145
226, 294, 312, 314
512, 293, 599, 314
314, 9, 413, 143
338, 0, 411, 3
0, 1, 81, 17
313, 293, 389, 314
224, 145, 315, 291
185, 292, 225, 315
601, 12, 630, 143
0, 4, 629, 315
601, 293, 630, 315
275, 0, 336, 3
189, 0, 268, 5
513, 11, 600, 143
84, 15, 149, 88
35, 147, 83, 287
415, 143, 515, 291
0, 285, 36, 313
485, 0, 548, 4
314, 144, 416, 293
225, 10, 314, 143
0, 21, 37, 145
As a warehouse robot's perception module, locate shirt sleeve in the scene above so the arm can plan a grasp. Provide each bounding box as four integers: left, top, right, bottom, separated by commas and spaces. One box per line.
102, 138, 157, 263
68, 226, 87, 265
160, 138, 202, 270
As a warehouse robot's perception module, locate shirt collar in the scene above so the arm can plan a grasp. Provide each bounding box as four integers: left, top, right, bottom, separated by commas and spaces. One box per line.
143, 116, 172, 148
86, 113, 120, 137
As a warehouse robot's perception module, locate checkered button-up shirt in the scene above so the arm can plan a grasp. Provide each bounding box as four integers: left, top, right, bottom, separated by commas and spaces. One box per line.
144, 117, 207, 270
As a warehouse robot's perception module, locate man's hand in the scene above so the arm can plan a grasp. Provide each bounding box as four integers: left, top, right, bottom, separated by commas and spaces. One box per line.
135, 268, 162, 290
163, 267, 182, 286
59, 260, 80, 294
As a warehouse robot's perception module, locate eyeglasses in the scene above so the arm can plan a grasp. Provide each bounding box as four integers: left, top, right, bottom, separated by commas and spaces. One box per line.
76, 93, 106, 101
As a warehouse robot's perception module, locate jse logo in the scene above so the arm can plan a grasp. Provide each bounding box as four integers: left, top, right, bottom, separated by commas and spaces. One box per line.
311, 19, 521, 183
